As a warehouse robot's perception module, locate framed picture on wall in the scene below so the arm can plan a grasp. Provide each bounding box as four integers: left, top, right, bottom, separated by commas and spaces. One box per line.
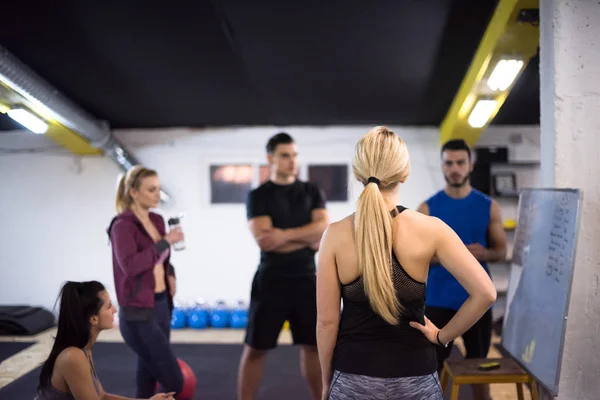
210, 164, 254, 204
259, 165, 270, 185
492, 172, 517, 196
308, 164, 348, 202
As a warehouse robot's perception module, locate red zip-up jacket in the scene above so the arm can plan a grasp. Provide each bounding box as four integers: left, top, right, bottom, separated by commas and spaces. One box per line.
107, 210, 175, 321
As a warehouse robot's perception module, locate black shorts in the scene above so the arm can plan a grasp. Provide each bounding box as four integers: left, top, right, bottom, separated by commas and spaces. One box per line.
244, 271, 317, 350
425, 306, 493, 371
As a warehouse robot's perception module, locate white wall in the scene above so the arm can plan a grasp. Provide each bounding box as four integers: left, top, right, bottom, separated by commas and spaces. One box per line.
0, 125, 539, 312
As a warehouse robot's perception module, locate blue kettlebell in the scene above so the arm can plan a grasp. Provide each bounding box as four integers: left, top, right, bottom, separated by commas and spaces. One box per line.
187, 300, 209, 329
171, 307, 187, 329
230, 300, 248, 329
210, 300, 230, 329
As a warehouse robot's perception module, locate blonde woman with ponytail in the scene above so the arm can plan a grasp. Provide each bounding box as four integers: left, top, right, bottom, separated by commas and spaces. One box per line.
316, 126, 497, 400
107, 165, 185, 398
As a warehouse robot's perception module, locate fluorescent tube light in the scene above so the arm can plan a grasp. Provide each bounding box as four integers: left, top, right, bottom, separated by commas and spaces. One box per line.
7, 108, 49, 134
487, 59, 524, 91
468, 100, 497, 128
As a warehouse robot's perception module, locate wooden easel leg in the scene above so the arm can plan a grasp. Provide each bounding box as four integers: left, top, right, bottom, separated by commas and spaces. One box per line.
516, 383, 525, 400
529, 377, 540, 400
450, 384, 460, 400
439, 367, 448, 394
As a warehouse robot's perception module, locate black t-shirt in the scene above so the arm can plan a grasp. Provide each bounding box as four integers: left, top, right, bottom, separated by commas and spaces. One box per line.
246, 180, 326, 278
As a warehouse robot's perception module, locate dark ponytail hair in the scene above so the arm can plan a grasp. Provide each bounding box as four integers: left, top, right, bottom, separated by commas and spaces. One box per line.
37, 281, 106, 394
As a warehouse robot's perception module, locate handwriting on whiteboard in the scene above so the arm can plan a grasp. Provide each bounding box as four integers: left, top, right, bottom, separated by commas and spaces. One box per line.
546, 204, 571, 282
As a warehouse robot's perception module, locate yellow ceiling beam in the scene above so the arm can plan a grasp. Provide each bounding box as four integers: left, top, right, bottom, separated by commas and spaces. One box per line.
45, 122, 103, 155
439, 0, 540, 147
0, 82, 102, 155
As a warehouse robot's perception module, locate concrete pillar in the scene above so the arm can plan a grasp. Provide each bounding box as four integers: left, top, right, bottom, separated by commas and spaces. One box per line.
540, 0, 600, 399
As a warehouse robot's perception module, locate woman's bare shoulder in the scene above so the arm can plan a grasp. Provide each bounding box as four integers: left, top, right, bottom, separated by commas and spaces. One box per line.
55, 347, 87, 370
400, 208, 443, 224
322, 214, 353, 242
396, 209, 448, 236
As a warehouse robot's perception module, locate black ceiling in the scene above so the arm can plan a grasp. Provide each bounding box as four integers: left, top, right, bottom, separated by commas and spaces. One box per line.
0, 0, 539, 131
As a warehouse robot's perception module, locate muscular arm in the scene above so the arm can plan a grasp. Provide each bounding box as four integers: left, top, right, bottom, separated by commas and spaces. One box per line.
484, 199, 507, 262
417, 202, 440, 264
248, 216, 307, 253
249, 209, 329, 253
282, 209, 329, 245
316, 225, 341, 391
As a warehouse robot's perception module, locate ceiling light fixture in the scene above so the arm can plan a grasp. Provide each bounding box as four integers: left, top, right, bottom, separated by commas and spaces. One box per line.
7, 108, 49, 134
468, 99, 497, 128
487, 59, 524, 91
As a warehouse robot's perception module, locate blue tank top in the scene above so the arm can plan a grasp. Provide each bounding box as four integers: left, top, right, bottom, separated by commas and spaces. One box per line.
425, 189, 491, 310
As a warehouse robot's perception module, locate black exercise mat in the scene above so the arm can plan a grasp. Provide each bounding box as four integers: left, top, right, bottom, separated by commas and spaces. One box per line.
0, 341, 34, 363
1, 342, 477, 399
1, 343, 311, 400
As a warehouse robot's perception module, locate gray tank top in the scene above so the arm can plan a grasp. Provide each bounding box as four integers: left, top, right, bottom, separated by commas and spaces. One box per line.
35, 349, 101, 400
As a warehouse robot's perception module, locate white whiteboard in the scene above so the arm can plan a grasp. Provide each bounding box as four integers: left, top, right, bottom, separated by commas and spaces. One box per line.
501, 188, 582, 396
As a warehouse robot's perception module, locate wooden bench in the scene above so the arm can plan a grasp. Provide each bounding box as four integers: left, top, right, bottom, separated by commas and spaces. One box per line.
439, 357, 539, 400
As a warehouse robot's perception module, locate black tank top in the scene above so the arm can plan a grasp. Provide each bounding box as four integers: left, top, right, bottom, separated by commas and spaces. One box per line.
331, 206, 438, 378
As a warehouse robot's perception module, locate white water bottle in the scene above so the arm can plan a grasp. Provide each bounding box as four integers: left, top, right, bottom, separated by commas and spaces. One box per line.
167, 213, 186, 251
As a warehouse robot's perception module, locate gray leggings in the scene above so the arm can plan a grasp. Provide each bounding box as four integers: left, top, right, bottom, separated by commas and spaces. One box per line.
328, 370, 443, 400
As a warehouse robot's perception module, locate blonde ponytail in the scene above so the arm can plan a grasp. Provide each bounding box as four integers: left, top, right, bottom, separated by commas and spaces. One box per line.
115, 174, 129, 213
114, 165, 158, 213
355, 181, 400, 324
352, 126, 411, 325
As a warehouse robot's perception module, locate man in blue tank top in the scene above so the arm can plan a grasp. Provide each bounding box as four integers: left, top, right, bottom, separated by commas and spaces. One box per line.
417, 139, 506, 400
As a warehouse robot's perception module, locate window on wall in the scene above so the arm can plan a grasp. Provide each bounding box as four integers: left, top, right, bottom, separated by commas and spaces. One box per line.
308, 164, 348, 202
210, 164, 253, 204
